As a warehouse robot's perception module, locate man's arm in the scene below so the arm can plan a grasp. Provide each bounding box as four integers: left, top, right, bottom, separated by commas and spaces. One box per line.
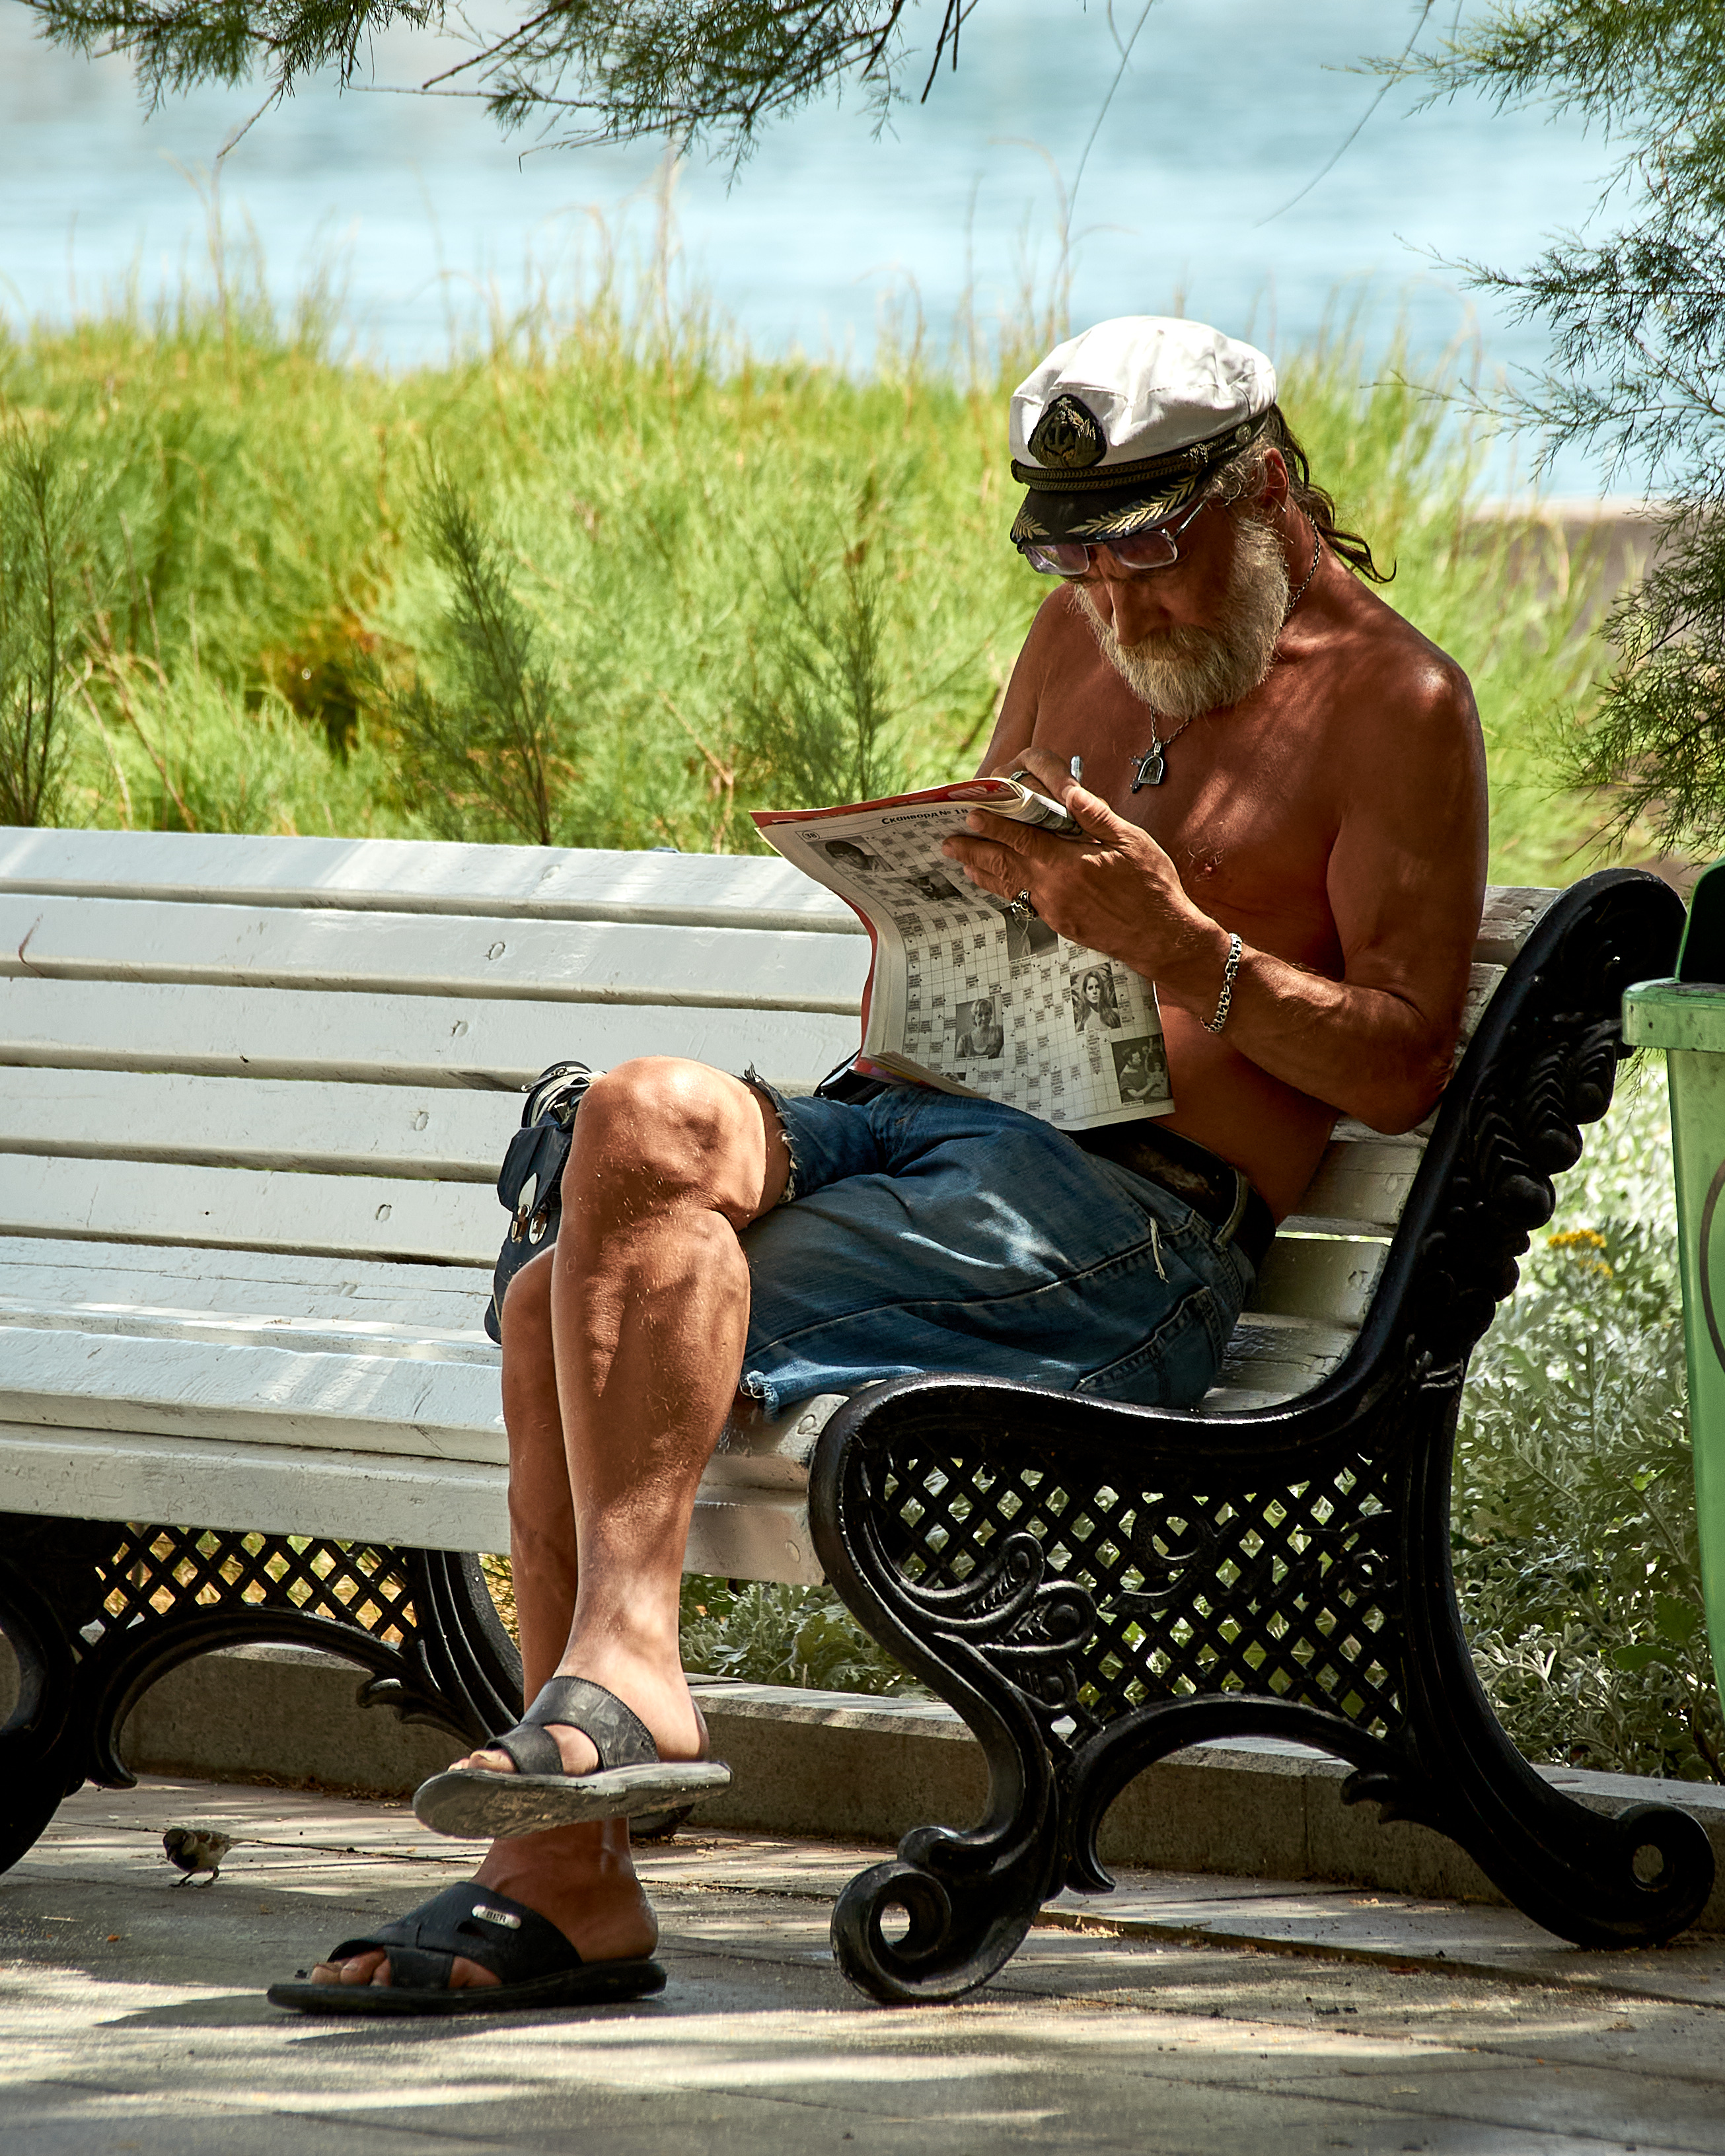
942, 665, 1487, 1137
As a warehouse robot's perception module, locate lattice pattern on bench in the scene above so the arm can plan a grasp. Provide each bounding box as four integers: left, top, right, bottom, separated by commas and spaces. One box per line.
877, 1448, 1402, 1741
94, 1527, 417, 1646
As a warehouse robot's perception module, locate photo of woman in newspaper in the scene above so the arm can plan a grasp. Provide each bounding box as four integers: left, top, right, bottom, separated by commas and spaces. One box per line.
1071, 964, 1124, 1032
954, 995, 1006, 1059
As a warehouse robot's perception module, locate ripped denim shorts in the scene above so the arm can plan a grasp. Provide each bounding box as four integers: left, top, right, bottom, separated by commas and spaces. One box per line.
737, 1079, 1255, 1421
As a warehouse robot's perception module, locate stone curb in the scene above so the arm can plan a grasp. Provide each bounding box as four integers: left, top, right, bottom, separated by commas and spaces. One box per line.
118, 1643, 1725, 1933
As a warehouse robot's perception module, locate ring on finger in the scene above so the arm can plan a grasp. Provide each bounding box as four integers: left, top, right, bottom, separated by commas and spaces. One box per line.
1009, 886, 1037, 919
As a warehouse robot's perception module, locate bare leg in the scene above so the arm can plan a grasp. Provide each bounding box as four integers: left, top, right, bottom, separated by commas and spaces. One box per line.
316, 1060, 789, 1990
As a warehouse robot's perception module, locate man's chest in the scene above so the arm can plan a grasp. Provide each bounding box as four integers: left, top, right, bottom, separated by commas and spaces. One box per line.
1031, 659, 1344, 966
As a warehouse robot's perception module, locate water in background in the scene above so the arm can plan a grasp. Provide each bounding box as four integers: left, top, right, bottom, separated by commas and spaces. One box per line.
1, 1, 1612, 490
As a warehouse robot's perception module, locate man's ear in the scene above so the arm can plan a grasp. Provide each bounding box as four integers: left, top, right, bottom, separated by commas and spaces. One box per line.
1259, 445, 1292, 514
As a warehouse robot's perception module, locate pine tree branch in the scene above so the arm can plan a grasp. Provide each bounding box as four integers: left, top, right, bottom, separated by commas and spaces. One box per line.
18, 0, 976, 158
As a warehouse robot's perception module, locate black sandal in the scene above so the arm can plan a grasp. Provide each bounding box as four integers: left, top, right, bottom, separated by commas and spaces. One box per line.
412, 1674, 732, 1841
266, 1883, 665, 2017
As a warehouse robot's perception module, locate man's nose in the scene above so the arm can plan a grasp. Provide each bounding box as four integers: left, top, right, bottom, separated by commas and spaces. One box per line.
1096, 568, 1169, 645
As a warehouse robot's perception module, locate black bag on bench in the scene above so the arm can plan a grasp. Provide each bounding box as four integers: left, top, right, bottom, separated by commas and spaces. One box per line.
484, 1062, 593, 1343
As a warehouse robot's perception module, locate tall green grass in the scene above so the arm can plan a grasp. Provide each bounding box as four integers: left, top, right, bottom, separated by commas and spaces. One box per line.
1, 255, 1616, 880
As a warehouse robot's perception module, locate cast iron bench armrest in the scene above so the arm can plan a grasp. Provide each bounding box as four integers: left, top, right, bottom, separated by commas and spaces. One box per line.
807, 867, 1712, 2001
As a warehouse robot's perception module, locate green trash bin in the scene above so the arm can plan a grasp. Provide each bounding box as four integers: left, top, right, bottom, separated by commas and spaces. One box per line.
1624, 859, 1725, 1706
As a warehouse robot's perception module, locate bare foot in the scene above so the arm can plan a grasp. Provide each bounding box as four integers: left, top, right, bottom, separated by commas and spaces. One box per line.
311, 1820, 655, 1993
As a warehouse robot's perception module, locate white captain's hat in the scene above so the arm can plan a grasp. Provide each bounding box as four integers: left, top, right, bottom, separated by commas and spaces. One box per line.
1008, 316, 1277, 548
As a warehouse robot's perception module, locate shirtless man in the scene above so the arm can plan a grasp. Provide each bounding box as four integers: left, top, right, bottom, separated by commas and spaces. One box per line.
271, 317, 1486, 2017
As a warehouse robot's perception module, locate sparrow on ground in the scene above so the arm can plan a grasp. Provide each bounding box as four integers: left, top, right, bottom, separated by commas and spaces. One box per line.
162, 1827, 234, 1885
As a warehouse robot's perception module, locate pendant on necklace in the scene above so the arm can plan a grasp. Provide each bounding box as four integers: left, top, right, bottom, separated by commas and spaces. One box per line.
1130, 746, 1165, 791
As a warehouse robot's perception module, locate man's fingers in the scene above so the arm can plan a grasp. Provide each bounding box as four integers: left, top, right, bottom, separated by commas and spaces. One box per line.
1063, 780, 1124, 839
957, 809, 1035, 853
995, 746, 1130, 844
943, 834, 1020, 892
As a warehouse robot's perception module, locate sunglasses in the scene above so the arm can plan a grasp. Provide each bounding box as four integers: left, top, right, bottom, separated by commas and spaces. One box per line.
1017, 492, 1210, 578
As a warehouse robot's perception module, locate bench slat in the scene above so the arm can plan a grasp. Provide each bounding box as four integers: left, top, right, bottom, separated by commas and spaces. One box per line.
1249, 1237, 1389, 1327
0, 833, 1541, 966
0, 1069, 520, 1183
0, 1322, 508, 1460
0, 1298, 491, 1359
1477, 885, 1557, 966
0, 1235, 492, 1328
1, 1153, 1397, 1308
0, 1420, 822, 1581
0, 896, 871, 1013
0, 1156, 499, 1266
1206, 1355, 1348, 1406
0, 979, 860, 1091
0, 828, 865, 935
0, 900, 1506, 1028
1279, 1135, 1426, 1237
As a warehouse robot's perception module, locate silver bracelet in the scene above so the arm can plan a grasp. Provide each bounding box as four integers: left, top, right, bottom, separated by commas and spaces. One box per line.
1206, 933, 1243, 1035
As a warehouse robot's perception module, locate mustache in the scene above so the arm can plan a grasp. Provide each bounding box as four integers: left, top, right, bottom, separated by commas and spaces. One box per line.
1075, 514, 1290, 721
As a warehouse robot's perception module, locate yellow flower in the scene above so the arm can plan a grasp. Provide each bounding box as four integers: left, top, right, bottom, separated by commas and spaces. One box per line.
1547, 1227, 1613, 1276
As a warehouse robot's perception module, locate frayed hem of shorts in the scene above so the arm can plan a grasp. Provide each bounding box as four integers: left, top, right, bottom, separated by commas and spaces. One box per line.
740, 1369, 782, 1419
741, 1066, 801, 1205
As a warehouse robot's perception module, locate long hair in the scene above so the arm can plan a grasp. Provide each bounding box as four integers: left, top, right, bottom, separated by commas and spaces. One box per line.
1257, 403, 1392, 585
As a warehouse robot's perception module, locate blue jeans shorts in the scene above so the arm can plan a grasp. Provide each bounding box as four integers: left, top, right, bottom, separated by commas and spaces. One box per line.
738, 1080, 1255, 1419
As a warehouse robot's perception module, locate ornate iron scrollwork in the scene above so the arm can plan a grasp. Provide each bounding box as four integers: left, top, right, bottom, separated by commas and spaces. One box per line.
0, 1516, 522, 1873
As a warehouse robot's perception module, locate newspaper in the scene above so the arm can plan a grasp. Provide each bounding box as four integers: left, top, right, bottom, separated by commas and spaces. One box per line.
753, 779, 1173, 1131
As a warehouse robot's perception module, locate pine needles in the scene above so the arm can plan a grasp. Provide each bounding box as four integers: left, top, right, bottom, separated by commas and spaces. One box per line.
390, 472, 586, 847
1397, 2, 1725, 861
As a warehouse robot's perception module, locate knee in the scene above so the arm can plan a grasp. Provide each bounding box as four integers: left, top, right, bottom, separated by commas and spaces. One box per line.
575, 1058, 745, 1199
497, 1247, 554, 1370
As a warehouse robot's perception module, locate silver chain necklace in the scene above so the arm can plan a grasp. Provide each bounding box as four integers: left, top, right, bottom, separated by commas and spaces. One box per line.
1129, 528, 1324, 792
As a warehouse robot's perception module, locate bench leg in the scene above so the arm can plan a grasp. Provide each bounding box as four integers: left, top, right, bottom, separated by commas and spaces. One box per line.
829, 1676, 1066, 2003
0, 1527, 91, 1873
815, 1476, 1083, 2001
0, 1515, 523, 1871
811, 1375, 1717, 2001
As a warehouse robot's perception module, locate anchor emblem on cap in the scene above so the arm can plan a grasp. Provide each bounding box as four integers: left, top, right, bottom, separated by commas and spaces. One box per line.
1028, 394, 1107, 470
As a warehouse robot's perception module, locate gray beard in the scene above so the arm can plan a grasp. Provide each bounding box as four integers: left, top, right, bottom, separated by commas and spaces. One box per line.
1076, 514, 1291, 721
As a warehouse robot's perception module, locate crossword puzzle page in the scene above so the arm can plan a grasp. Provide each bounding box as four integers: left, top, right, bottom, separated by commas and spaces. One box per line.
755, 783, 1173, 1131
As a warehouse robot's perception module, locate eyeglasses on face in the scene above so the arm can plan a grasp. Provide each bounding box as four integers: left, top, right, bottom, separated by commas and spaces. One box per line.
1017, 493, 1211, 578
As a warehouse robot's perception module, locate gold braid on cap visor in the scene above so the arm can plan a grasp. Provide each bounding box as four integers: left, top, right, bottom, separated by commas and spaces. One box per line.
1008, 412, 1268, 495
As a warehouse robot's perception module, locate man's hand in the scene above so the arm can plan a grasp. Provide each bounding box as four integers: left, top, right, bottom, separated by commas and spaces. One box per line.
941, 746, 1230, 1013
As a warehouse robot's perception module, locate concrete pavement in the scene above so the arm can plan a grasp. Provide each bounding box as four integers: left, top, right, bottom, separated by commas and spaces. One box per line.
5, 1775, 1725, 2152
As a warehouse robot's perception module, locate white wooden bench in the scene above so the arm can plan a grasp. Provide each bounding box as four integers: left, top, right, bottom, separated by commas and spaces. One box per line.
0, 828, 1537, 1584
1, 833, 1703, 1981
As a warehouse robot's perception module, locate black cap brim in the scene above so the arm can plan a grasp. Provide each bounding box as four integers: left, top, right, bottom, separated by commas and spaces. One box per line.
1008, 411, 1267, 548
1008, 471, 1207, 549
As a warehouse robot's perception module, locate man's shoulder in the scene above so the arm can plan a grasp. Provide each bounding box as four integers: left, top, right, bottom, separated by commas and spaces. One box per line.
1325, 577, 1479, 738
1022, 584, 1091, 661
